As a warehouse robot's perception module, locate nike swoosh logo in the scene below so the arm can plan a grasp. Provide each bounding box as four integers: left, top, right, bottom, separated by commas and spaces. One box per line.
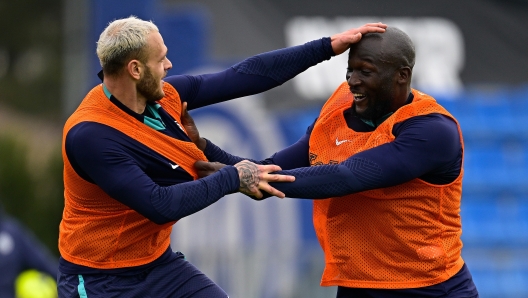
335, 138, 350, 146
169, 163, 179, 169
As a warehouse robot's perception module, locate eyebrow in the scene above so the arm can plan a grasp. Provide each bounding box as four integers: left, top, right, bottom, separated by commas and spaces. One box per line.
160, 47, 168, 60
358, 55, 375, 63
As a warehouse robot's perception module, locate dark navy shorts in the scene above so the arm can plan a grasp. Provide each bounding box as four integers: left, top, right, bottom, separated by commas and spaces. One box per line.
57, 252, 228, 298
336, 263, 479, 298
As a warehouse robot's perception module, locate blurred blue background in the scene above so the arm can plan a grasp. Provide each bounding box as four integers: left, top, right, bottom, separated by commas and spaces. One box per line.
1, 0, 527, 297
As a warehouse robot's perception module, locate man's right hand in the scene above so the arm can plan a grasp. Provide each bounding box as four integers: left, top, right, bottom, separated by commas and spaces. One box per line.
331, 22, 387, 55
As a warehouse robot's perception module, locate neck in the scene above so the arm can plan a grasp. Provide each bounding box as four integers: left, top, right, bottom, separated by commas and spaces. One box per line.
391, 86, 412, 112
103, 76, 147, 114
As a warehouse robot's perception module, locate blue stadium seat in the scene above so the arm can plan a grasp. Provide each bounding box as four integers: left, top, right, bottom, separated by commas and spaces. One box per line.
462, 200, 528, 247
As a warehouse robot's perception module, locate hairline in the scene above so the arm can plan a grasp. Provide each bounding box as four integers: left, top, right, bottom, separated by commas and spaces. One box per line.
96, 16, 160, 76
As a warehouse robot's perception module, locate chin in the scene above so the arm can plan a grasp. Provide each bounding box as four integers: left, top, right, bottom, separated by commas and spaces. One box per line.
354, 107, 367, 117
146, 92, 165, 103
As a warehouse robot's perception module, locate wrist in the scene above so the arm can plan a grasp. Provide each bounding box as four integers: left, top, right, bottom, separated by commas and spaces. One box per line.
197, 137, 207, 151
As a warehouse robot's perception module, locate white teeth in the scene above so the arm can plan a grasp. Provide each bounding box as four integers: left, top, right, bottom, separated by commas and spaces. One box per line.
354, 93, 365, 97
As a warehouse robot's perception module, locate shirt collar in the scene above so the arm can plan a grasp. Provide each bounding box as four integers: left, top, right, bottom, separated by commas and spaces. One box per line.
98, 71, 166, 131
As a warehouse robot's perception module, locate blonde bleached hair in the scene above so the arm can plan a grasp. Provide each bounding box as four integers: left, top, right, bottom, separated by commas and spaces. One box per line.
96, 16, 159, 76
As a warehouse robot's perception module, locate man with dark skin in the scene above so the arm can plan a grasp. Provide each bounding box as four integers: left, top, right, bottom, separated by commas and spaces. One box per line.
187, 27, 479, 298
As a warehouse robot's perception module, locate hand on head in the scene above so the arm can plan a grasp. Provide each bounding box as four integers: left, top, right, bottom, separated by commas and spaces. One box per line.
331, 22, 387, 55
234, 160, 295, 199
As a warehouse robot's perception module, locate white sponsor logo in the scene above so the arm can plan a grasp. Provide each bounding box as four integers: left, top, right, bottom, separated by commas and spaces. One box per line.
169, 163, 179, 169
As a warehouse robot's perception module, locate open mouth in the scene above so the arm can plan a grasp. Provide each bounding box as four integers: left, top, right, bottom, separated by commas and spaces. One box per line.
353, 93, 367, 102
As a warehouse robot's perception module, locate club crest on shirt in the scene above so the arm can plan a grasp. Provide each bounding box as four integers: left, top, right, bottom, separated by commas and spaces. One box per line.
309, 152, 338, 166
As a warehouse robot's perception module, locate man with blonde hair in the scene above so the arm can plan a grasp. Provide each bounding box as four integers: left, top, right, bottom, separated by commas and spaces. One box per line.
57, 15, 386, 297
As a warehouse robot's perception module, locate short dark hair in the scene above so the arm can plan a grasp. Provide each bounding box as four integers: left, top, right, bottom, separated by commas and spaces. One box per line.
361, 27, 416, 70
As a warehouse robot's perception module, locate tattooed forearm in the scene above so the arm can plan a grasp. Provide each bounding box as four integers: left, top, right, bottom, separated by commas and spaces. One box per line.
235, 161, 260, 195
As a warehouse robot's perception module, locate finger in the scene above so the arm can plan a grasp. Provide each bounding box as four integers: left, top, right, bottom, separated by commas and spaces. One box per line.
250, 187, 263, 199
359, 25, 387, 35
363, 22, 388, 28
194, 164, 205, 171
339, 32, 363, 46
349, 32, 362, 43
182, 102, 188, 116
260, 183, 286, 198
259, 164, 282, 173
264, 174, 295, 182
193, 160, 211, 171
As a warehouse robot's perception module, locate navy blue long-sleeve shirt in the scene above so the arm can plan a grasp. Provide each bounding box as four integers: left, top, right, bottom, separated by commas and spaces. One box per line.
61, 38, 335, 274
65, 37, 333, 225
203, 97, 463, 199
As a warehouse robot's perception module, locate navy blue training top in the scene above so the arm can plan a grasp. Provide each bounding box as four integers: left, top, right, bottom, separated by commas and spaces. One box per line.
201, 80, 467, 296
60, 37, 335, 275
204, 94, 463, 198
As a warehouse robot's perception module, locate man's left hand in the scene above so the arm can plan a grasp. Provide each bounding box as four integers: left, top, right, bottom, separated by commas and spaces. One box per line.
194, 160, 226, 178
181, 102, 207, 151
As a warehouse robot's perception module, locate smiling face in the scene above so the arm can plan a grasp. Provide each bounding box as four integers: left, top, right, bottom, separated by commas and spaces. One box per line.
346, 37, 399, 121
345, 29, 414, 121
137, 31, 172, 102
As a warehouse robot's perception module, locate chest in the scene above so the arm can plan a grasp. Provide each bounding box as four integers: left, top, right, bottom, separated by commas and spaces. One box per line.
308, 112, 394, 165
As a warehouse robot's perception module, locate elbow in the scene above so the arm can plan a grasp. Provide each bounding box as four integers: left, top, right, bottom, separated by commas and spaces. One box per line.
149, 214, 177, 225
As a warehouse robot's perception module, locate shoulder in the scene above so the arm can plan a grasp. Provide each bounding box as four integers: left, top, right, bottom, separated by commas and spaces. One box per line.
66, 121, 123, 143
394, 114, 461, 156
65, 122, 133, 159
395, 113, 457, 134
163, 75, 193, 95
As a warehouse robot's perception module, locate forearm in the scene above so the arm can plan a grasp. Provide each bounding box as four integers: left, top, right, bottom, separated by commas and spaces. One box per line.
94, 166, 239, 225
230, 37, 334, 85
269, 164, 364, 199
267, 115, 462, 199
167, 38, 334, 109
149, 166, 240, 223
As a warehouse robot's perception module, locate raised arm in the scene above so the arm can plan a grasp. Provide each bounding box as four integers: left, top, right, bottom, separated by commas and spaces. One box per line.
165, 23, 387, 110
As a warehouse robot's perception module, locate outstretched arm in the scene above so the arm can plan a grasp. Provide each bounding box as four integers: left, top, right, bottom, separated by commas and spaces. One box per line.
181, 101, 312, 170
65, 124, 294, 225
165, 23, 387, 110
268, 114, 462, 199
195, 114, 462, 200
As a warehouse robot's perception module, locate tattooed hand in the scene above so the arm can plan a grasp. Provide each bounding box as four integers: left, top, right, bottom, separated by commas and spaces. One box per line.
234, 160, 295, 199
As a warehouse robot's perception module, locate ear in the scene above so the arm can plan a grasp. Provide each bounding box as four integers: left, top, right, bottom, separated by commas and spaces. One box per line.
126, 60, 143, 80
397, 66, 412, 84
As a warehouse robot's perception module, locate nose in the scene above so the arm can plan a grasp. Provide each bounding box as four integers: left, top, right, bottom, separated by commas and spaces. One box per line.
165, 57, 172, 70
347, 71, 360, 87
